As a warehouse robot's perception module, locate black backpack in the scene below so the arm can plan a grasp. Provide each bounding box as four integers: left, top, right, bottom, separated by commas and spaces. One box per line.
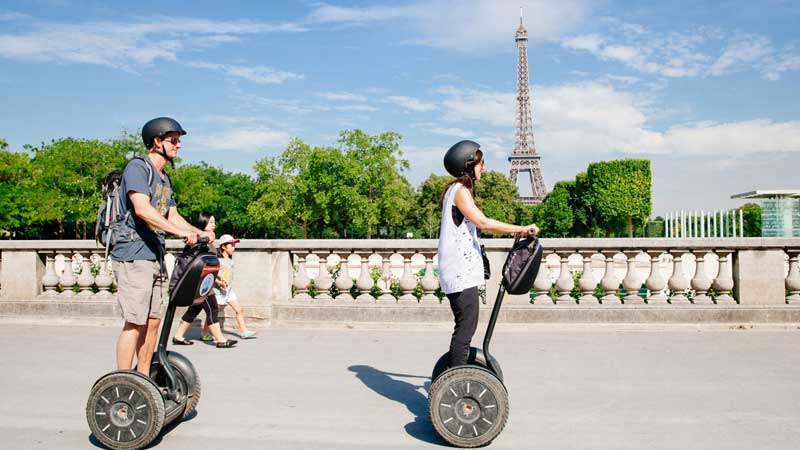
502, 237, 544, 295
95, 157, 154, 258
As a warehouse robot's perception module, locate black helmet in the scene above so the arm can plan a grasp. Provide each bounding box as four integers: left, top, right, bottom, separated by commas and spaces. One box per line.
141, 117, 187, 149
444, 140, 481, 177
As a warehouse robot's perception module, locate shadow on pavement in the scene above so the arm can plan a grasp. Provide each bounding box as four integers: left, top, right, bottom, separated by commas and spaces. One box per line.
348, 364, 446, 446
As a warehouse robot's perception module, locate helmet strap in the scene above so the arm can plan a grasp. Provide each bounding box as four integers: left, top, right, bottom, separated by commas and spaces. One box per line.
156, 137, 176, 169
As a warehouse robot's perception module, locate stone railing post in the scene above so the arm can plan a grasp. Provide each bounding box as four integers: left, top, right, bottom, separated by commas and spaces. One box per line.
668, 250, 690, 304
532, 251, 554, 305
292, 251, 312, 302
0, 250, 45, 300
376, 252, 395, 303
786, 249, 800, 304
313, 252, 334, 302
397, 251, 418, 304
419, 252, 439, 303
355, 252, 375, 304
622, 251, 645, 304
555, 250, 576, 305
690, 250, 713, 304
599, 251, 621, 305
334, 252, 355, 302
578, 250, 599, 304
644, 250, 668, 304
734, 249, 786, 305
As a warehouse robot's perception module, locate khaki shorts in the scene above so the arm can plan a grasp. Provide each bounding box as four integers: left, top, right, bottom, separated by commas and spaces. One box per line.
113, 260, 166, 325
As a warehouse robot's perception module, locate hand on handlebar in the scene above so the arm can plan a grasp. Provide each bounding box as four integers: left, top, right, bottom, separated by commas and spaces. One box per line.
181, 230, 198, 246
523, 223, 539, 237
199, 231, 215, 244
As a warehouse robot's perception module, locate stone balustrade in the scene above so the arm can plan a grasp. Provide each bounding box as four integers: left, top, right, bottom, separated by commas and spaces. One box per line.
1, 238, 800, 323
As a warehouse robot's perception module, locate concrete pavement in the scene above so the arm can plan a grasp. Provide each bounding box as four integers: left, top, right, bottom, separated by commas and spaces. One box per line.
2, 321, 800, 450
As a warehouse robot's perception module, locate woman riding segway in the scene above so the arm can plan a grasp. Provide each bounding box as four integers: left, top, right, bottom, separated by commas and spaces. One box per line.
437, 140, 538, 371
430, 140, 541, 447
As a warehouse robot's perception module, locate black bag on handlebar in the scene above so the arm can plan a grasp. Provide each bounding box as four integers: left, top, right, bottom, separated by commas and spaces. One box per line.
502, 237, 544, 295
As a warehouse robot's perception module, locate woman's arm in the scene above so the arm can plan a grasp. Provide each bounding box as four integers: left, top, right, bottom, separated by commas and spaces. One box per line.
453, 187, 538, 235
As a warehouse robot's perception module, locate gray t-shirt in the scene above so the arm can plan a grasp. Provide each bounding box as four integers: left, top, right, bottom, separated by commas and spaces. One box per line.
110, 157, 177, 262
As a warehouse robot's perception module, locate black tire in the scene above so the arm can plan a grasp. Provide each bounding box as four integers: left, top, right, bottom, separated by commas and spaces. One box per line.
428, 367, 509, 448
86, 371, 165, 450
148, 352, 200, 422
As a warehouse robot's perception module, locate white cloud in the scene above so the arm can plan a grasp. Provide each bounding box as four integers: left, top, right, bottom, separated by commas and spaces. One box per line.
308, 0, 591, 50
192, 127, 292, 153
0, 15, 305, 70
424, 126, 473, 137
187, 61, 303, 84
318, 91, 367, 102
333, 104, 378, 112
562, 20, 800, 80
436, 81, 800, 158
383, 95, 437, 112
709, 35, 772, 76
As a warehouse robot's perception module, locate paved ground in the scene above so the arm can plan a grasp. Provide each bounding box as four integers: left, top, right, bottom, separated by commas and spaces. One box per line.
2, 321, 800, 450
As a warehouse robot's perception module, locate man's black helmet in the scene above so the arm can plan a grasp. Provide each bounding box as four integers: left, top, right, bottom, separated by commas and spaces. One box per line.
141, 117, 187, 149
444, 140, 481, 177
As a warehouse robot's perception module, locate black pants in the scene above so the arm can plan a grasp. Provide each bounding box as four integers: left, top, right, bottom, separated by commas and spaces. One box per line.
446, 286, 479, 367
181, 294, 219, 325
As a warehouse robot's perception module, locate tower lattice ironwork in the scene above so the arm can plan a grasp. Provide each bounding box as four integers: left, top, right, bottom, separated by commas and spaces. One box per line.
508, 12, 547, 204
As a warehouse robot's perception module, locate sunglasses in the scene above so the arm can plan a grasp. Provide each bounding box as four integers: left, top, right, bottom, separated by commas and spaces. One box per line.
161, 136, 181, 145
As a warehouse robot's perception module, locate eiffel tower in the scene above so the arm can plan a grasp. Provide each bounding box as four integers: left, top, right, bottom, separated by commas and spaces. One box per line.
508, 10, 547, 204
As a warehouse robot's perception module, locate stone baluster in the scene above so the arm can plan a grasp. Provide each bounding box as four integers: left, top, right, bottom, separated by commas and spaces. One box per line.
355, 252, 376, 304
334, 252, 355, 302
58, 252, 77, 297
377, 252, 396, 303
785, 249, 800, 304
313, 252, 334, 302
644, 250, 668, 304
532, 251, 554, 305
577, 250, 599, 304
555, 251, 575, 305
667, 250, 690, 304
622, 251, 644, 304
397, 251, 418, 303
76, 254, 95, 297
41, 254, 59, 296
292, 251, 312, 302
419, 252, 440, 303
95, 256, 113, 296
712, 249, 735, 304
599, 251, 621, 305
690, 250, 713, 304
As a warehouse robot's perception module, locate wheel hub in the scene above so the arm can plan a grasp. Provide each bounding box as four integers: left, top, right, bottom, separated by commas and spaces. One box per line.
109, 401, 135, 428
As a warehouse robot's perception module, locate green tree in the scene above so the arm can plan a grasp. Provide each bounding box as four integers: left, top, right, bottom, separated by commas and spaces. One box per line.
474, 171, 521, 237
416, 174, 451, 238
338, 129, 410, 239
585, 159, 652, 237
739, 203, 762, 237
536, 181, 574, 237
29, 137, 129, 238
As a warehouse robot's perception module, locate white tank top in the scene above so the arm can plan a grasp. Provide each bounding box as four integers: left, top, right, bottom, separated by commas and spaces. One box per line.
437, 183, 484, 295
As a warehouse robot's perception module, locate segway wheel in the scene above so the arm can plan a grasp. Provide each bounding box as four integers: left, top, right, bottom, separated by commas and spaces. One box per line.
429, 367, 509, 448
149, 353, 201, 422
86, 371, 165, 450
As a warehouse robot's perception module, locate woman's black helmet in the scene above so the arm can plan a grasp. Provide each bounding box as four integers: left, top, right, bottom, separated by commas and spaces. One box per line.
443, 140, 481, 177
141, 117, 187, 149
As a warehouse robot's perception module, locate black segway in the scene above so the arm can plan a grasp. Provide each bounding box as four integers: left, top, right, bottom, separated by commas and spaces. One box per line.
429, 236, 543, 447
86, 238, 220, 450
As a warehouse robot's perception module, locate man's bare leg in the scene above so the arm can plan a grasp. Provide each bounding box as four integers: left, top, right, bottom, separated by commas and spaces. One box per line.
117, 322, 143, 370
136, 318, 161, 376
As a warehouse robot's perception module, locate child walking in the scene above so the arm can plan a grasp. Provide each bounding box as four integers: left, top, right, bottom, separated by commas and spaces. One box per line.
203, 234, 256, 340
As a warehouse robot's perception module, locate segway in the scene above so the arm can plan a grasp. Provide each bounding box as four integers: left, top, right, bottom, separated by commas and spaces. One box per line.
429, 236, 543, 447
86, 238, 220, 450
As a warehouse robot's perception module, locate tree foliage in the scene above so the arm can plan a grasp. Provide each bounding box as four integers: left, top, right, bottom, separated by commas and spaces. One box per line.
585, 159, 652, 237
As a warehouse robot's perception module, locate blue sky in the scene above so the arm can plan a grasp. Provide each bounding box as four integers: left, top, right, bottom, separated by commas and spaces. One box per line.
1, 0, 799, 216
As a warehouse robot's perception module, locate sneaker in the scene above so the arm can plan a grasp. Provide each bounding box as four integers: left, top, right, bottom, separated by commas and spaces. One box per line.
241, 331, 257, 339
216, 339, 237, 348
201, 334, 213, 342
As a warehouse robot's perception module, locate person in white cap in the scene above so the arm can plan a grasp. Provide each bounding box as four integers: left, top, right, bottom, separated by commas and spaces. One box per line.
212, 234, 256, 339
